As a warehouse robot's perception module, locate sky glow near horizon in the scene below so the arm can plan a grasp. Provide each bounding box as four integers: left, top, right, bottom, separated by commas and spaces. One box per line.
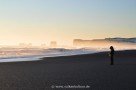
0, 0, 136, 46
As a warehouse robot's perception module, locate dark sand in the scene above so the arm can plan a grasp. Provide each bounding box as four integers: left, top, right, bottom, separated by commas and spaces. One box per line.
0, 50, 136, 90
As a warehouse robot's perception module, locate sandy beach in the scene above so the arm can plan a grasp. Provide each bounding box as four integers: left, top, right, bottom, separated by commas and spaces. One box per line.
0, 50, 136, 90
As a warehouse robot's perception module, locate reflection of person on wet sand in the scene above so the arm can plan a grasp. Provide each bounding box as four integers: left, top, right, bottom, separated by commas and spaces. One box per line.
109, 46, 115, 65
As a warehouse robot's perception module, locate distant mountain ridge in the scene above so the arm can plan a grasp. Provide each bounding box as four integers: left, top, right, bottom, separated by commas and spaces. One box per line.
105, 37, 136, 43
73, 37, 136, 47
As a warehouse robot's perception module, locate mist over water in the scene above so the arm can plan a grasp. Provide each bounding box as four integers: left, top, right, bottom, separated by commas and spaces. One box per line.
0, 42, 135, 63
74, 41, 136, 51
0, 48, 98, 63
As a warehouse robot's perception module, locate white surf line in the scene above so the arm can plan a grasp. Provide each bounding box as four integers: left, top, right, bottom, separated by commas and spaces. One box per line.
0, 51, 98, 63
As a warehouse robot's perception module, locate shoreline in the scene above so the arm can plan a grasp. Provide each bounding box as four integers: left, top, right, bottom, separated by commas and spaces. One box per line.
0, 49, 136, 63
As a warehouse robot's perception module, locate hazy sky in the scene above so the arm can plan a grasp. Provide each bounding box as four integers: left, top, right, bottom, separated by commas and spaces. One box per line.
0, 0, 136, 45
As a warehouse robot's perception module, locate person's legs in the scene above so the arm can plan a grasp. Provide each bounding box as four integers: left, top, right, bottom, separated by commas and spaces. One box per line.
111, 55, 114, 65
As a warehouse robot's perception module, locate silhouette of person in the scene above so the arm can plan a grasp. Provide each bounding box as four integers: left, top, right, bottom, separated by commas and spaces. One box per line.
110, 46, 115, 65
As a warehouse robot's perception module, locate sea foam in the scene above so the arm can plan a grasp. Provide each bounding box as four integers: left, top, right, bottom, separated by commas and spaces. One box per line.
0, 48, 98, 63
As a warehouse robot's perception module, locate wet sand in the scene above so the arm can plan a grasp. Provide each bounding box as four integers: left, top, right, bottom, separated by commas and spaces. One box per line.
0, 50, 136, 90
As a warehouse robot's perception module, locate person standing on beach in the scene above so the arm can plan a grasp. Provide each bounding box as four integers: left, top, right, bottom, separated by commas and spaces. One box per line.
109, 46, 115, 65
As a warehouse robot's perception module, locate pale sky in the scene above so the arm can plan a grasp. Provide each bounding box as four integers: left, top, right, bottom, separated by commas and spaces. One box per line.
0, 0, 136, 45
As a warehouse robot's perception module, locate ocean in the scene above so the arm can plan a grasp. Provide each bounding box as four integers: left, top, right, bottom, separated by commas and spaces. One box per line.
0, 44, 135, 63
0, 48, 99, 63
